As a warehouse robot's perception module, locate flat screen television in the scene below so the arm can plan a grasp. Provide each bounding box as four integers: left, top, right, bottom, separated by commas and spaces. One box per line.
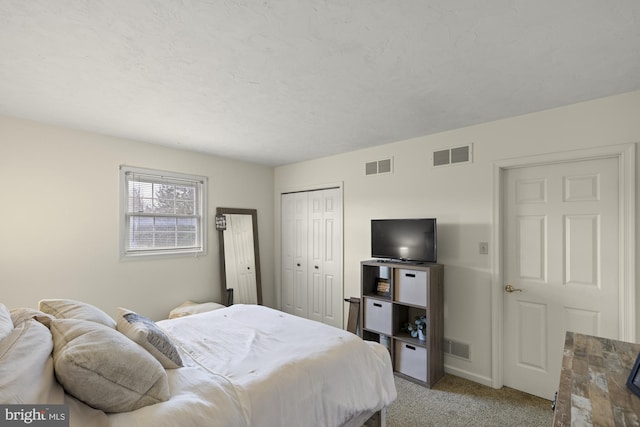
371, 218, 437, 263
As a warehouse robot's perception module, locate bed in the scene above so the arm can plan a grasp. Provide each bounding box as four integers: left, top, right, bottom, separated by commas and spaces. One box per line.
0, 300, 396, 427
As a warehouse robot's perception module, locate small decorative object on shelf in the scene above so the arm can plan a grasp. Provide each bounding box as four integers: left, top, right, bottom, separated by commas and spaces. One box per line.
379, 334, 390, 351
404, 315, 427, 341
376, 278, 390, 297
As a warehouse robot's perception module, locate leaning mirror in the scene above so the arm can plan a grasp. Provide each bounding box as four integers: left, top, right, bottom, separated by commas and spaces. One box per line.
216, 207, 262, 305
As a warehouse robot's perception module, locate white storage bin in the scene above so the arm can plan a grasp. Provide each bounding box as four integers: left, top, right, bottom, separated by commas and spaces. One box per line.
363, 298, 392, 335
395, 269, 428, 306
394, 340, 427, 382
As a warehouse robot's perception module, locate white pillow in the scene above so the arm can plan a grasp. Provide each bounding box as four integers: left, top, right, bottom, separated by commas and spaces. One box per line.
50, 318, 170, 413
168, 301, 226, 319
39, 299, 116, 328
116, 307, 183, 369
10, 307, 55, 328
0, 319, 64, 404
0, 303, 12, 341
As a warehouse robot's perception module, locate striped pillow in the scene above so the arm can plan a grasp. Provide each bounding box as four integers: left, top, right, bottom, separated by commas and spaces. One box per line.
116, 308, 183, 369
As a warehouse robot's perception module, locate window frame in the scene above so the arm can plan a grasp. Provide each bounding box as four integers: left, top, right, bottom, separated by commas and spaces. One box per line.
119, 165, 207, 259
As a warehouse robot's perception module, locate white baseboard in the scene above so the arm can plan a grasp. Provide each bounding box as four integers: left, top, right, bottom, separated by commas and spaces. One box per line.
444, 365, 494, 388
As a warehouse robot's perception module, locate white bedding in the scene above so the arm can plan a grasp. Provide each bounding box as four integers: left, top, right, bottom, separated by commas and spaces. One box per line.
104, 304, 396, 427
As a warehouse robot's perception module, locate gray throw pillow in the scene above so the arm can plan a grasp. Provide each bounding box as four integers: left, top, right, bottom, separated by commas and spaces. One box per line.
116, 307, 183, 369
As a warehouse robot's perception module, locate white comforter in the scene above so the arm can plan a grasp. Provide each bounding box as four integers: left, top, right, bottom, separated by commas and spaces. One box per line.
103, 305, 396, 427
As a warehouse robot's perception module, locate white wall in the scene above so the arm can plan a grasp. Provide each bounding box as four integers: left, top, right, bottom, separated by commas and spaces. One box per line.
274, 90, 640, 386
0, 116, 274, 320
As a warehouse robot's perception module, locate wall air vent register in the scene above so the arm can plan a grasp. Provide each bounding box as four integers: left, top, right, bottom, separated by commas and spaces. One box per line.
365, 158, 393, 176
432, 144, 473, 167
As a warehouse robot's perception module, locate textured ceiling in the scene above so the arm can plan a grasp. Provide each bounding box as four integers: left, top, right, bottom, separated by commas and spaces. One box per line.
1, 1, 639, 166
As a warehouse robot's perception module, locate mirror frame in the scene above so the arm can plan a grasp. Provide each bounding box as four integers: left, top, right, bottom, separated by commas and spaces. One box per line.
216, 207, 262, 305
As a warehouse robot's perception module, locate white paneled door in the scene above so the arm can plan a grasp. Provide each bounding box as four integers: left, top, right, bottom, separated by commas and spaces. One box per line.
281, 193, 296, 314
282, 192, 310, 318
307, 189, 342, 327
503, 157, 619, 400
281, 188, 343, 329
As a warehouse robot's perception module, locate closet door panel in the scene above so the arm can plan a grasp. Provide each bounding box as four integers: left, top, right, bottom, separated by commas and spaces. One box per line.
293, 192, 308, 318
281, 188, 342, 329
308, 191, 324, 323
281, 193, 295, 314
322, 188, 343, 328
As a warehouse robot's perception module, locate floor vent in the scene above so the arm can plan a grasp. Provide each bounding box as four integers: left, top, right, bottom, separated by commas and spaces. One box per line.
365, 158, 393, 176
433, 144, 473, 167
444, 338, 471, 360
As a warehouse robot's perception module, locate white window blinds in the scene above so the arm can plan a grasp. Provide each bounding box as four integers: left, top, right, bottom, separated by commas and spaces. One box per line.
120, 166, 207, 258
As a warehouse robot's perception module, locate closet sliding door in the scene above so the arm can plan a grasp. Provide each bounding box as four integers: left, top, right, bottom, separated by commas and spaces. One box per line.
281, 188, 343, 329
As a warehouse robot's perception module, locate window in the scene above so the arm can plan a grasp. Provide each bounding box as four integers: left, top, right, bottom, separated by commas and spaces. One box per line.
120, 166, 207, 258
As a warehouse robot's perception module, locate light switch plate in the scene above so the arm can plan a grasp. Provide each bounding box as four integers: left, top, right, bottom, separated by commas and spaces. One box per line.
479, 242, 489, 255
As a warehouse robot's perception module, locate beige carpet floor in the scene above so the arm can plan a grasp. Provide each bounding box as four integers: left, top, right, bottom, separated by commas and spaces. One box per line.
386, 374, 553, 427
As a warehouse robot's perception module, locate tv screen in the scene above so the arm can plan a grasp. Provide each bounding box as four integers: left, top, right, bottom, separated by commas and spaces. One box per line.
371, 218, 437, 263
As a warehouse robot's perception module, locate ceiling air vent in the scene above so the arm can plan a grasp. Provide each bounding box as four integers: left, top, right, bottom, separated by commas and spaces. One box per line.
365, 158, 393, 176
432, 144, 473, 167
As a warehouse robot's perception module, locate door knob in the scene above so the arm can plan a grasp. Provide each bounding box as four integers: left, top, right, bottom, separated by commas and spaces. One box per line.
504, 284, 523, 293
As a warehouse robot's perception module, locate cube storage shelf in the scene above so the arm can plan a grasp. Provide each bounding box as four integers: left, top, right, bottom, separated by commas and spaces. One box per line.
360, 260, 444, 388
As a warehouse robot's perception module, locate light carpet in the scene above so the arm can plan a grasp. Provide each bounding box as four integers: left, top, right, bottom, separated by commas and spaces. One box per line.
386, 374, 553, 427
